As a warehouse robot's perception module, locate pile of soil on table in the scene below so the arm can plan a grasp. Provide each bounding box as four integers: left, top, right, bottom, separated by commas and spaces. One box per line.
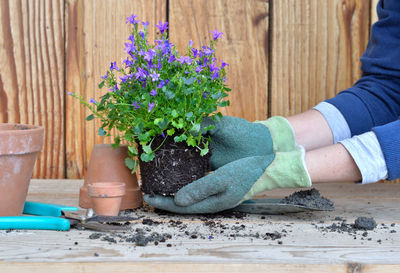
139, 134, 211, 196
279, 188, 334, 210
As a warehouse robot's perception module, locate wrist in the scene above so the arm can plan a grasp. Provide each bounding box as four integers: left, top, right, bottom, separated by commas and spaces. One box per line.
255, 116, 297, 152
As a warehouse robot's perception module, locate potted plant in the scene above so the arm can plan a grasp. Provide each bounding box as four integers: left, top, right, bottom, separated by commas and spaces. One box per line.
70, 14, 230, 196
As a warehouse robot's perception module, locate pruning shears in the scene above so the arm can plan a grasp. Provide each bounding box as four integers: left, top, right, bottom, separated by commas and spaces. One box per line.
0, 201, 134, 231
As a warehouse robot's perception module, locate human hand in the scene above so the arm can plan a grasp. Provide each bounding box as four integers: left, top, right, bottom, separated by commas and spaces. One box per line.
203, 116, 297, 169
144, 147, 311, 214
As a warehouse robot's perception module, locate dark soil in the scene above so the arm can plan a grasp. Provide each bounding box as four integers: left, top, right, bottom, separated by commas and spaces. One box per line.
139, 134, 211, 196
280, 188, 334, 210
354, 217, 377, 230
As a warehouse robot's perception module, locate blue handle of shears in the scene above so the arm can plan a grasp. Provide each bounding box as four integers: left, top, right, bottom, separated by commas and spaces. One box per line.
0, 216, 70, 231
23, 201, 79, 217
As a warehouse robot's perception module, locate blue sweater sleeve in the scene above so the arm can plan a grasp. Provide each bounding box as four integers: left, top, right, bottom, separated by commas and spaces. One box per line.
326, 0, 400, 180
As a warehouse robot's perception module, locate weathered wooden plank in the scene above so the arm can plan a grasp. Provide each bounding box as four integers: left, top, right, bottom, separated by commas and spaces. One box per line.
169, 0, 269, 121
270, 0, 371, 116
65, 0, 166, 178
0, 0, 64, 178
1, 180, 400, 269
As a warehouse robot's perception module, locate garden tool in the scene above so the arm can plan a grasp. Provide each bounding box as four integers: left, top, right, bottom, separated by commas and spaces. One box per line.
231, 197, 334, 215
0, 201, 136, 232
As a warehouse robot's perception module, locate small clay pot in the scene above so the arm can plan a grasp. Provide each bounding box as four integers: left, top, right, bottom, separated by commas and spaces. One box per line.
88, 182, 126, 216
0, 123, 44, 216
79, 144, 142, 210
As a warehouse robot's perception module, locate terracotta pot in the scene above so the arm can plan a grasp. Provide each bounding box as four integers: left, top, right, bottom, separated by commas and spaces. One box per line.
79, 144, 142, 210
88, 182, 126, 216
0, 123, 44, 216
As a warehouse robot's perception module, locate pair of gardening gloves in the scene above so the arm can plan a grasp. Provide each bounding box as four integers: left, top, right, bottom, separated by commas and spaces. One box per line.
143, 116, 312, 214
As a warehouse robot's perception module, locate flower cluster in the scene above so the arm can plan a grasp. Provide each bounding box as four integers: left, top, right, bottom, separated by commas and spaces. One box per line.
70, 14, 230, 172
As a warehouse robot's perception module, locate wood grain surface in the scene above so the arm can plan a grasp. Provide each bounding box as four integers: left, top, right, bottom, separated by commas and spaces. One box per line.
65, 0, 166, 178
0, 1, 385, 178
0, 0, 64, 178
169, 0, 269, 121
270, 0, 370, 116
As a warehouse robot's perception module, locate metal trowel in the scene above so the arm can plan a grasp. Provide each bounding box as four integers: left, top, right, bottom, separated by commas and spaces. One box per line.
231, 198, 334, 215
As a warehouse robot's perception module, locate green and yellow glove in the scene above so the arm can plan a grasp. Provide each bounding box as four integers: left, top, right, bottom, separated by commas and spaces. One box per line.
144, 146, 312, 214
203, 116, 297, 169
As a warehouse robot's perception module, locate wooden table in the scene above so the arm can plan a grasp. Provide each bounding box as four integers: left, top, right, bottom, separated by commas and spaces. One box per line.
1, 179, 400, 273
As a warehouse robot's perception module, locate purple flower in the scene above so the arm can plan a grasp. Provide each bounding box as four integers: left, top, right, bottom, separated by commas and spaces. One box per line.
195, 66, 203, 73
178, 56, 192, 65
67, 92, 73, 96
156, 21, 168, 34
144, 49, 156, 62
192, 48, 199, 58
148, 102, 155, 112
123, 57, 133, 68
126, 14, 139, 25
110, 61, 119, 71
128, 34, 135, 42
139, 30, 145, 39
101, 72, 108, 80
221, 61, 228, 69
125, 42, 136, 54
132, 101, 140, 110
161, 132, 165, 138
211, 71, 219, 80
168, 54, 176, 63
142, 21, 149, 28
109, 83, 119, 92
189, 40, 193, 47
203, 57, 210, 64
138, 49, 146, 56
150, 71, 160, 82
135, 67, 147, 80
89, 98, 97, 104
209, 62, 220, 73
158, 79, 167, 89
211, 29, 223, 40
223, 77, 226, 83
120, 74, 132, 83
150, 89, 157, 97
202, 46, 214, 56
202, 91, 209, 99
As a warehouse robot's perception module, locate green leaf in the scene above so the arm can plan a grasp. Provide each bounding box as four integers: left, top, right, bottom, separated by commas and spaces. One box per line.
183, 87, 195, 95
142, 144, 152, 154
200, 147, 209, 156
98, 81, 105, 89
183, 77, 195, 85
174, 134, 187, 142
187, 136, 196, 147
138, 132, 150, 142
128, 145, 138, 156
133, 122, 144, 134
171, 109, 178, 118
165, 89, 175, 99
98, 127, 106, 136
140, 152, 155, 162
157, 118, 169, 130
86, 114, 95, 121
185, 112, 193, 120
218, 100, 230, 107
190, 123, 201, 133
203, 125, 215, 132
167, 128, 175, 136
125, 157, 137, 172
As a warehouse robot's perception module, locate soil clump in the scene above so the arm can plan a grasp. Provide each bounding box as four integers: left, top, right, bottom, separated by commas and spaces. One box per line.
280, 188, 334, 210
139, 134, 211, 196
354, 217, 377, 230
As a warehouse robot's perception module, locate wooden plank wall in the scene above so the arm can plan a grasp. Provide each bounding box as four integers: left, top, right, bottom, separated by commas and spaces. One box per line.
0, 0, 379, 179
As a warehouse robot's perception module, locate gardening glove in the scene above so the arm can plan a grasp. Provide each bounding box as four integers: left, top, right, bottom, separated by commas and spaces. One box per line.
202, 116, 297, 169
144, 146, 311, 214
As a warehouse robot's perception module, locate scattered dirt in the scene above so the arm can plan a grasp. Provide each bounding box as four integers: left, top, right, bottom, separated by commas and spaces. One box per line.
354, 217, 377, 230
139, 134, 211, 196
280, 188, 334, 210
